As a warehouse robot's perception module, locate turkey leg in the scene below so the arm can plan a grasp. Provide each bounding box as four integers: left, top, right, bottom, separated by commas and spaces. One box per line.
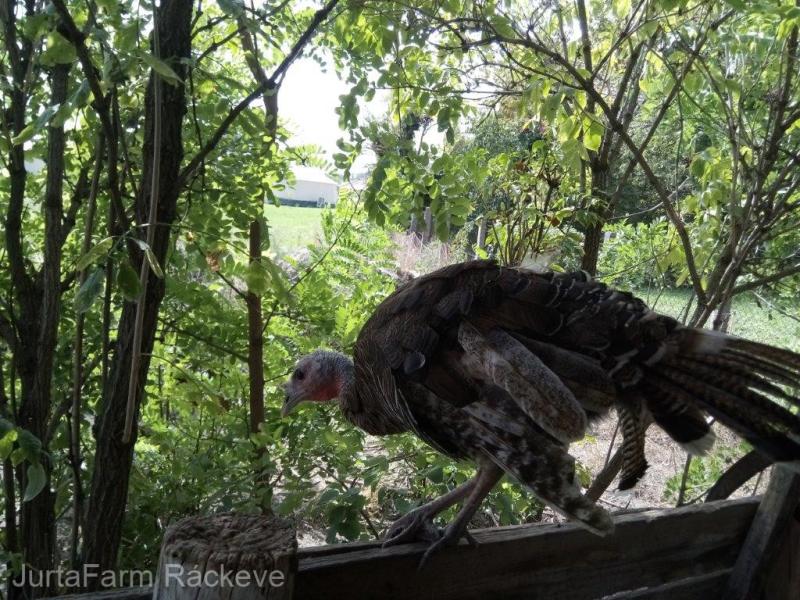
418, 462, 503, 568
382, 477, 477, 548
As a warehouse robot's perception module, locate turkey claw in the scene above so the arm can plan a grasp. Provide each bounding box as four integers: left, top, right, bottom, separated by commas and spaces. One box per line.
382, 509, 442, 548
417, 522, 475, 570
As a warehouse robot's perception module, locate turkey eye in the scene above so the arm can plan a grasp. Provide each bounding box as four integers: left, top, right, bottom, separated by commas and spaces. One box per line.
294, 369, 305, 381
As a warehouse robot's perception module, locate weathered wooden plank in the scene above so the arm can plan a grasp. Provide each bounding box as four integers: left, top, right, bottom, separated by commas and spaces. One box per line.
296, 497, 759, 600
763, 513, 800, 600
44, 586, 151, 600
723, 466, 800, 600
599, 569, 730, 599
38, 566, 732, 600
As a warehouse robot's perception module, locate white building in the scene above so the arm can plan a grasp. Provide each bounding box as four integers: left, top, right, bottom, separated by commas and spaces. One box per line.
277, 166, 339, 207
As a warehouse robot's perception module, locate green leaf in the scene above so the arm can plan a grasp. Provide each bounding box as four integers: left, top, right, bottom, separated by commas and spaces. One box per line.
16, 429, 41, 462
22, 13, 49, 40
76, 237, 115, 271
684, 72, 702, 94
0, 429, 16, 461
690, 156, 707, 179
246, 261, 270, 296
0, 421, 17, 462
561, 138, 585, 173
12, 104, 62, 144
584, 121, 603, 151
23, 463, 46, 503
141, 53, 182, 86
50, 102, 74, 128
0, 419, 13, 438
613, 0, 631, 17
10, 124, 36, 146
425, 465, 443, 483
488, 15, 517, 38
75, 268, 105, 314
117, 261, 143, 301
217, 0, 245, 16
541, 93, 562, 122
262, 257, 292, 304
134, 240, 164, 278
40, 32, 77, 66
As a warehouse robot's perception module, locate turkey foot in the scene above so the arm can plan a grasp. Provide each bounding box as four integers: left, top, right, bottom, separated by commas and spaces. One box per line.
417, 463, 502, 569
382, 477, 477, 548
382, 507, 442, 547
418, 520, 475, 569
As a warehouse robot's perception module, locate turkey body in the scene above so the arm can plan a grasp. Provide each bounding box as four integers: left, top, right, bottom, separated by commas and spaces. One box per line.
337, 260, 800, 533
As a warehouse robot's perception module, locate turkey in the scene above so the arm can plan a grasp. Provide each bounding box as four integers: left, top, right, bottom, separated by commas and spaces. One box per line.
282, 260, 800, 563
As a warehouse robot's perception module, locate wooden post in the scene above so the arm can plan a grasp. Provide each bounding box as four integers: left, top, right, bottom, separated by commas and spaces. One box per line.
153, 514, 296, 600
408, 212, 419, 236
422, 206, 433, 244
722, 466, 800, 600
476, 217, 487, 250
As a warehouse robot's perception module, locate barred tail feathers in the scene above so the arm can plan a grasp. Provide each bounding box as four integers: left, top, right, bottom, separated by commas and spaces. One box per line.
643, 329, 800, 467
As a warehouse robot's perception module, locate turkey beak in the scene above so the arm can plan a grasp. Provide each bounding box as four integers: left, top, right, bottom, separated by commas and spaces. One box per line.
281, 391, 304, 418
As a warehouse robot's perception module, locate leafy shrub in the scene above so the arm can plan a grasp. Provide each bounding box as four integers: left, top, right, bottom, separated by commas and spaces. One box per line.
597, 220, 683, 289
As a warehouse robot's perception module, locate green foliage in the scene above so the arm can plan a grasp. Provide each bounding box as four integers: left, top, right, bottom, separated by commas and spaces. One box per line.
456, 117, 585, 266
663, 442, 749, 504
597, 220, 682, 289
0, 420, 48, 503
2, 1, 799, 585
74, 269, 106, 314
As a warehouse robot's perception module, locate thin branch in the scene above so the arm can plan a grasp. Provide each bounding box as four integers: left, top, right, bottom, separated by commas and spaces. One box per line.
732, 263, 800, 295
178, 0, 341, 186
159, 318, 248, 362
575, 0, 594, 113
261, 194, 362, 336
51, 0, 129, 232
124, 0, 165, 444
484, 21, 732, 305
59, 164, 91, 247
0, 311, 15, 349
68, 130, 104, 566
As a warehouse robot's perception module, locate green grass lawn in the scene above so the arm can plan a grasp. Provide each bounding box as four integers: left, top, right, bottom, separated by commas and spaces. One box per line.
264, 204, 324, 256
632, 287, 800, 353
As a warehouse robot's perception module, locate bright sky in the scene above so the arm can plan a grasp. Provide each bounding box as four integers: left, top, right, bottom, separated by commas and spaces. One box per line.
279, 58, 386, 175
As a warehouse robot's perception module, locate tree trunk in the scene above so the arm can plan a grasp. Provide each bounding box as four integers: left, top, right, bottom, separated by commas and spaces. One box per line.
1, 355, 18, 586
580, 162, 611, 276
81, 0, 193, 585
69, 134, 103, 572
9, 61, 71, 600
409, 212, 419, 237
247, 221, 265, 436
236, 21, 278, 509
712, 295, 733, 333
581, 221, 604, 275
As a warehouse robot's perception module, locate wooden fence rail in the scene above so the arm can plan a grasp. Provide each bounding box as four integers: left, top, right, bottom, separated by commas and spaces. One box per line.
294, 498, 758, 600
50, 493, 800, 600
